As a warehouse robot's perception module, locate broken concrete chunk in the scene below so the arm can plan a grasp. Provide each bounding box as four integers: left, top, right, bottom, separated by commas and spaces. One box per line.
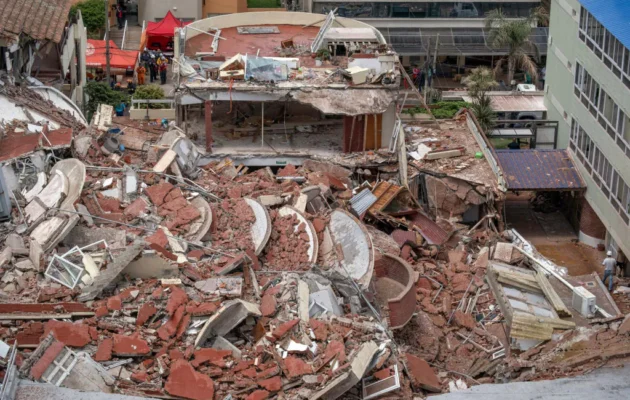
0, 247, 12, 269
298, 280, 310, 322
312, 341, 379, 400
194, 277, 243, 297
328, 210, 374, 289
244, 198, 272, 256
79, 241, 145, 301
405, 353, 441, 392
153, 149, 177, 173
15, 259, 36, 271
29, 238, 43, 270
195, 299, 261, 347
258, 195, 284, 207
210, 336, 242, 360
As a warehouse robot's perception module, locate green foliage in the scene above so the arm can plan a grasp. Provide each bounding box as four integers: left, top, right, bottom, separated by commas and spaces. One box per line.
463, 67, 497, 100
134, 85, 166, 109
484, 8, 548, 82
470, 95, 497, 134
247, 0, 283, 8
70, 0, 106, 37
402, 101, 471, 119
84, 82, 129, 121
424, 87, 443, 105
316, 49, 331, 60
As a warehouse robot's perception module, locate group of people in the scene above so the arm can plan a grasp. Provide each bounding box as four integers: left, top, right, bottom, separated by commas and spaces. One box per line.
136, 50, 169, 86
411, 66, 434, 92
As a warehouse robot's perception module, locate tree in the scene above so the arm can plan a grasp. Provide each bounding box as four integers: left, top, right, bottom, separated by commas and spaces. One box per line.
84, 82, 129, 121
485, 7, 549, 84
70, 0, 106, 38
463, 67, 497, 133
134, 85, 166, 109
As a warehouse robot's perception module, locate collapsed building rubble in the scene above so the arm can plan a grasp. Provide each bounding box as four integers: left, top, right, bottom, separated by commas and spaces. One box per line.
0, 26, 629, 400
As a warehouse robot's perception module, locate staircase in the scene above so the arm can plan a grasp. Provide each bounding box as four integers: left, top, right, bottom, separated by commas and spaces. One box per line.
109, 21, 143, 51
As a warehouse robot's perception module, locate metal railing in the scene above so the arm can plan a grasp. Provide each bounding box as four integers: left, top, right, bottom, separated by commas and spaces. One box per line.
466, 112, 507, 191
121, 19, 128, 49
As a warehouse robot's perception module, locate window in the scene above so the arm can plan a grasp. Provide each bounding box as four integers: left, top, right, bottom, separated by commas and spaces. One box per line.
578, 7, 630, 89
569, 120, 630, 224
573, 61, 630, 160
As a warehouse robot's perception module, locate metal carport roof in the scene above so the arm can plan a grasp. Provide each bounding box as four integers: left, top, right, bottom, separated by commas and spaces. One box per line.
495, 149, 586, 191
381, 27, 548, 56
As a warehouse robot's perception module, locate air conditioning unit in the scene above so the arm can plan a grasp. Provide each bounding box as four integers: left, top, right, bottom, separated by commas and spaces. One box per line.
572, 286, 596, 318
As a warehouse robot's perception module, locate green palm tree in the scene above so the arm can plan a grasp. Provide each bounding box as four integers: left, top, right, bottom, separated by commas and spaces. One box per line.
485, 7, 549, 84
463, 67, 498, 133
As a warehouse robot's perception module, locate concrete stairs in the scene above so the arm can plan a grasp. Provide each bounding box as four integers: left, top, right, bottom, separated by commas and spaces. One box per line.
109, 24, 143, 51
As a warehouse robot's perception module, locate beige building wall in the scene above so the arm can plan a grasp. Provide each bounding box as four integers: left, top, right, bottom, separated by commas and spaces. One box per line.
203, 0, 248, 17
138, 0, 203, 23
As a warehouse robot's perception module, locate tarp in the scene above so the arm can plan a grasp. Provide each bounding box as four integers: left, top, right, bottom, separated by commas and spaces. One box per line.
86, 40, 139, 70
146, 11, 191, 37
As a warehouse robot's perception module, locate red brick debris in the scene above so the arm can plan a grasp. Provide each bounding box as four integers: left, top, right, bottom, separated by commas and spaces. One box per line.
2, 109, 629, 400
261, 210, 311, 271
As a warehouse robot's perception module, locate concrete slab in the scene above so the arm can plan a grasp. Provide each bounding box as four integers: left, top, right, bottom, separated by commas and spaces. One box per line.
312, 341, 379, 400
195, 299, 261, 346
49, 159, 86, 212
244, 198, 271, 256
431, 364, 630, 400
328, 210, 374, 289
15, 381, 158, 400
185, 197, 212, 242
210, 336, 242, 359
123, 252, 179, 279
278, 206, 319, 263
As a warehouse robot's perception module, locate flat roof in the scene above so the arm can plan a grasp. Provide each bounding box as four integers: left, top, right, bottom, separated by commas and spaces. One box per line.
406, 117, 499, 188
461, 94, 546, 113
495, 149, 586, 191
186, 25, 322, 65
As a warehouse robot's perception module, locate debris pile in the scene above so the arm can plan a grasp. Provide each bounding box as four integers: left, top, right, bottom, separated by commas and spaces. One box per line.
0, 102, 628, 400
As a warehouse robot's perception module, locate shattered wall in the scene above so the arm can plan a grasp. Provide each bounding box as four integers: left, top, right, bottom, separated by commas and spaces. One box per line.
424, 175, 491, 222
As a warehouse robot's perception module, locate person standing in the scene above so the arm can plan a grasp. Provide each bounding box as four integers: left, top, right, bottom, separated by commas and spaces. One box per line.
116, 5, 124, 30
149, 61, 157, 83
136, 65, 146, 85
602, 251, 617, 291
159, 62, 168, 85
540, 67, 546, 90
507, 138, 521, 150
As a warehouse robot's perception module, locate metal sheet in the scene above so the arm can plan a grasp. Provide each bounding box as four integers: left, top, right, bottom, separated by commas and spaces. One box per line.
350, 190, 378, 216
462, 95, 546, 113
495, 149, 586, 191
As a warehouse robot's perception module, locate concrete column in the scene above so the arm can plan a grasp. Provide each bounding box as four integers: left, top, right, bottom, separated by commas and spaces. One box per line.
579, 198, 606, 248
401, 56, 411, 67
457, 55, 466, 74
204, 100, 213, 152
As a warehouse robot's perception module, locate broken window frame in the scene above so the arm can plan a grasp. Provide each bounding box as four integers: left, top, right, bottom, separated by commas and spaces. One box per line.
362, 364, 400, 399
0, 342, 18, 399
40, 347, 80, 387
45, 248, 86, 289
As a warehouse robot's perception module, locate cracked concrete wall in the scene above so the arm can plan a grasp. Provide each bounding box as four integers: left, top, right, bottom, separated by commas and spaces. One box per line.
425, 175, 488, 221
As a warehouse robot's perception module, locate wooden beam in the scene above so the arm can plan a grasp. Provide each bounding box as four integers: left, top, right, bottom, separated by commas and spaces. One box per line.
535, 270, 572, 317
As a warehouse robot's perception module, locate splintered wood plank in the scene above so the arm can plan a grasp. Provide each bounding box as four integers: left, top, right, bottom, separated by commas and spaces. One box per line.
535, 270, 572, 318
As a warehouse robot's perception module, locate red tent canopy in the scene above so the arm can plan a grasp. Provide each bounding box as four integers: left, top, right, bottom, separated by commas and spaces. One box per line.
86, 40, 139, 70
146, 11, 191, 37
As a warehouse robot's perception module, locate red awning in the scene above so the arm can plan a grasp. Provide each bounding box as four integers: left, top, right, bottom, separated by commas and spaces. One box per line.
146, 11, 191, 37
86, 40, 139, 70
